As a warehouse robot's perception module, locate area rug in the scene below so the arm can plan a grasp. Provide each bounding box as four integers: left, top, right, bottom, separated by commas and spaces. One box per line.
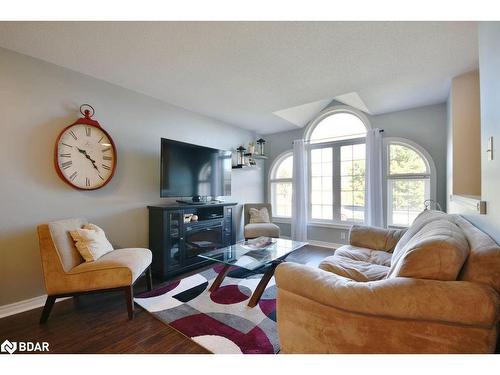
134, 264, 279, 354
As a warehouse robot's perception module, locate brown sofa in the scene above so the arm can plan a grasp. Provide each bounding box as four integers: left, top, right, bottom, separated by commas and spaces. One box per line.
275, 210, 500, 353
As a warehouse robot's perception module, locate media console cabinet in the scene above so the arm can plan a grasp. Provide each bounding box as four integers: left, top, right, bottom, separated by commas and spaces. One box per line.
148, 202, 237, 280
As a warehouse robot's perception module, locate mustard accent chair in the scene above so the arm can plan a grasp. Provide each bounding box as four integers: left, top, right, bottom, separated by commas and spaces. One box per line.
275, 211, 500, 353
243, 203, 280, 239
37, 218, 153, 323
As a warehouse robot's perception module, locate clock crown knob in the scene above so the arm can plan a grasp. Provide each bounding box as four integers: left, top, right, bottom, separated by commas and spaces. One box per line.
80, 104, 95, 119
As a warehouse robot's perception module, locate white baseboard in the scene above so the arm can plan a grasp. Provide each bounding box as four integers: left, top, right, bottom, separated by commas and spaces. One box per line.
307, 239, 344, 249
0, 295, 70, 319
280, 235, 343, 249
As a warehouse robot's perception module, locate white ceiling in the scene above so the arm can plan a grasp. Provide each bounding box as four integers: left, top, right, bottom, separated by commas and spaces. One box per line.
0, 22, 478, 134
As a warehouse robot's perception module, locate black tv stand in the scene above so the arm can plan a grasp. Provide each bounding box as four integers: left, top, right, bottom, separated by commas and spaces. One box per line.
148, 202, 237, 280
175, 199, 224, 205
175, 200, 205, 205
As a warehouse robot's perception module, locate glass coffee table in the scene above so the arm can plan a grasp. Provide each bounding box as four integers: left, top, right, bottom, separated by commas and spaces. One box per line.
198, 237, 307, 307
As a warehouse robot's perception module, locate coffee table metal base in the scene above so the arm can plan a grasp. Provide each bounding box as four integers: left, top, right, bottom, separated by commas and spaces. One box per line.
208, 261, 283, 307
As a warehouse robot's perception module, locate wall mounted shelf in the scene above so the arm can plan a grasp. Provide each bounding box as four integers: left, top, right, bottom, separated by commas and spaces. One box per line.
244, 153, 268, 160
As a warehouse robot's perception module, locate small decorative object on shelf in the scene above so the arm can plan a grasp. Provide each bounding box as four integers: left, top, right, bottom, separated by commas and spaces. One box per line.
248, 141, 255, 155
256, 138, 266, 156
236, 146, 246, 166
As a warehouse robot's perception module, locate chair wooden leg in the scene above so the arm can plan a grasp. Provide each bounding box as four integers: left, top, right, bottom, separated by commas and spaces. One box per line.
124, 286, 134, 320
40, 296, 56, 324
146, 266, 153, 291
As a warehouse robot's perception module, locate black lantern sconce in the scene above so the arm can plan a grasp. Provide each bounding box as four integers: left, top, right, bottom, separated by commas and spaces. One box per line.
256, 138, 266, 156
236, 146, 246, 166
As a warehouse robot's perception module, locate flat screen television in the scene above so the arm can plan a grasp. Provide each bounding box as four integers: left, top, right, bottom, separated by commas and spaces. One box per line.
160, 138, 232, 200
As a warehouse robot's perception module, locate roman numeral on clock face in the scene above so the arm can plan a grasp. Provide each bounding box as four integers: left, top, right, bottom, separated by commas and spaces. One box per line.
103, 155, 112, 161
62, 142, 73, 148
102, 147, 111, 153
69, 130, 78, 140
69, 171, 78, 181
61, 161, 72, 170
85, 177, 90, 187
102, 164, 111, 171
59, 153, 71, 158
86, 127, 91, 137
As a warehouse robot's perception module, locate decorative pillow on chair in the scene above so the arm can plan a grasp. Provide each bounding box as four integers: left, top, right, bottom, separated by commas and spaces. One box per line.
249, 207, 271, 224
70, 223, 114, 262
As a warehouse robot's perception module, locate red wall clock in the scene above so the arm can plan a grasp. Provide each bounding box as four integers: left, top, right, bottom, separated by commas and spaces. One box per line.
54, 104, 117, 190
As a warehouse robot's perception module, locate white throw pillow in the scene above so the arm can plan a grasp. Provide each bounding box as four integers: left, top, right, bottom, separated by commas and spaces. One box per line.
70, 223, 114, 262
249, 207, 270, 224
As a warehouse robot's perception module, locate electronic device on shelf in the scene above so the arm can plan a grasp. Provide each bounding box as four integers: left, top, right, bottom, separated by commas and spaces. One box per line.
160, 138, 232, 202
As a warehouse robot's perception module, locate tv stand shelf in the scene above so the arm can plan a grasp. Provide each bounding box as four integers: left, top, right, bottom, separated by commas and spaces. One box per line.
147, 202, 237, 280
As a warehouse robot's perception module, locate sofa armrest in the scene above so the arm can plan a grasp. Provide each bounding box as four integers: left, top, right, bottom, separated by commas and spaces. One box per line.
275, 262, 499, 327
349, 225, 406, 252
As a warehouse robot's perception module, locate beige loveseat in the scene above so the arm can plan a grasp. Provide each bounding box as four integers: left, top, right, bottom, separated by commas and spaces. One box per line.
275, 210, 500, 353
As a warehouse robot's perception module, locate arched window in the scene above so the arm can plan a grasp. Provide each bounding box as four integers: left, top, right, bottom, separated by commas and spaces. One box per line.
269, 152, 293, 218
305, 106, 370, 223
386, 139, 436, 227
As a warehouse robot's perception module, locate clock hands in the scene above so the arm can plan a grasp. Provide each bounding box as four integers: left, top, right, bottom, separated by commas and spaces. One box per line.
77, 147, 100, 172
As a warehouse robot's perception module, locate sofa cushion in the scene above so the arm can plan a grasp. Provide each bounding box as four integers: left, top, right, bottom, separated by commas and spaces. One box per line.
69, 248, 152, 286
335, 245, 392, 267
319, 254, 390, 282
455, 215, 500, 293
388, 219, 469, 281
244, 223, 280, 238
349, 225, 406, 253
391, 210, 448, 264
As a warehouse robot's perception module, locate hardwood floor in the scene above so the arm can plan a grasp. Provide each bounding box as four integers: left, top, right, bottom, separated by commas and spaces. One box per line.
0, 244, 334, 354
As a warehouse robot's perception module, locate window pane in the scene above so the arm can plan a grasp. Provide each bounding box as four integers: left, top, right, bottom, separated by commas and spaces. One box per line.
311, 149, 322, 163
352, 144, 366, 160
310, 147, 333, 220
311, 176, 321, 190
310, 112, 367, 143
389, 144, 428, 175
388, 178, 430, 226
311, 162, 322, 177
340, 144, 365, 223
322, 205, 333, 220
272, 182, 293, 217
275, 155, 294, 178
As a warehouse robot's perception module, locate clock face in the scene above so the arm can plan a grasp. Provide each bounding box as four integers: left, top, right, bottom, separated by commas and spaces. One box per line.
55, 124, 116, 190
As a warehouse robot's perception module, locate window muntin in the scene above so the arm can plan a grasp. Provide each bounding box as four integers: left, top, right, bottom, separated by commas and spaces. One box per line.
270, 153, 293, 218
387, 142, 432, 227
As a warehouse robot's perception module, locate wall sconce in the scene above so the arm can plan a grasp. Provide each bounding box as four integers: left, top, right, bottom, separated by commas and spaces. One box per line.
236, 146, 246, 166
256, 138, 266, 156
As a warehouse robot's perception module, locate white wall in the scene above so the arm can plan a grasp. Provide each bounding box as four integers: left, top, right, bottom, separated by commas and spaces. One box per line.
0, 47, 264, 306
